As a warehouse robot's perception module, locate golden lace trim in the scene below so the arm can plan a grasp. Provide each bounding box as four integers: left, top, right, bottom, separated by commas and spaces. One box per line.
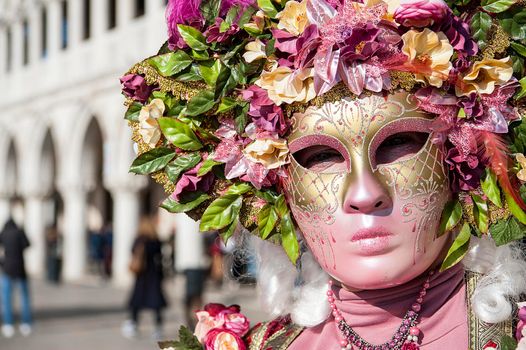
466, 271, 513, 350
248, 321, 304, 350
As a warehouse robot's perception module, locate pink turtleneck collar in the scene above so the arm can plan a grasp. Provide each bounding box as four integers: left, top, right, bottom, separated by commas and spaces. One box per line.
289, 265, 468, 349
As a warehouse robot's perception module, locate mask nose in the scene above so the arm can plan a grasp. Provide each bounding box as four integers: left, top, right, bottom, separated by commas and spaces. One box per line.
343, 169, 392, 215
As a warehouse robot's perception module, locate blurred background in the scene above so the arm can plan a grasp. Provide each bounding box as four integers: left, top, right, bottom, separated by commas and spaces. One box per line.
0, 0, 266, 349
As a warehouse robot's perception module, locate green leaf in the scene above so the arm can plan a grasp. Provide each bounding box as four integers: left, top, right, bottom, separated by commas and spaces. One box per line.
256, 190, 280, 204
238, 6, 257, 28
226, 183, 253, 196
191, 49, 210, 61
440, 223, 472, 272
438, 200, 463, 236
124, 102, 142, 122
482, 0, 518, 13
176, 64, 203, 82
275, 195, 288, 218
171, 325, 203, 350
511, 42, 526, 57
481, 170, 502, 207
281, 213, 300, 264
471, 12, 492, 49
472, 194, 489, 234
177, 25, 209, 51
217, 97, 238, 113
499, 9, 526, 40
215, 64, 233, 99
200, 0, 221, 25
234, 102, 249, 134
129, 147, 175, 175
512, 55, 525, 76
197, 158, 222, 176
165, 153, 202, 182
158, 117, 204, 150
504, 190, 526, 224
517, 76, 526, 100
148, 51, 193, 77
200, 194, 243, 231
185, 90, 217, 117
258, 204, 279, 239
199, 60, 222, 86
161, 193, 210, 213
220, 219, 238, 242
257, 0, 278, 18
491, 216, 526, 246
265, 38, 276, 57
500, 335, 519, 350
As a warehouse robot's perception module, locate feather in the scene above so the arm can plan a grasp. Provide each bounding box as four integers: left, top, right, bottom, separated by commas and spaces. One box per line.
477, 130, 526, 210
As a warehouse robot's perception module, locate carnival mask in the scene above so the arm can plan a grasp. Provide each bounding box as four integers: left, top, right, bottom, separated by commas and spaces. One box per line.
284, 92, 451, 290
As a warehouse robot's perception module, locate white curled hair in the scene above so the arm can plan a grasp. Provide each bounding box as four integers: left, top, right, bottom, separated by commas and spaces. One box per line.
252, 235, 331, 327
250, 230, 526, 327
463, 235, 526, 324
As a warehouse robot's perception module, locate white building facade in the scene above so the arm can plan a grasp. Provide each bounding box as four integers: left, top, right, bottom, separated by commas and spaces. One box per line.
0, 0, 174, 286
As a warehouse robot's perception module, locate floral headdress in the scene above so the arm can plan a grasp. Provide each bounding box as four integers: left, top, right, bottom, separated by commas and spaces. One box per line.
121, 0, 526, 269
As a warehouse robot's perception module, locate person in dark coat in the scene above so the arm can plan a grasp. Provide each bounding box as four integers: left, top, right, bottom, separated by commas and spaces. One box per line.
0, 218, 32, 338
122, 216, 167, 340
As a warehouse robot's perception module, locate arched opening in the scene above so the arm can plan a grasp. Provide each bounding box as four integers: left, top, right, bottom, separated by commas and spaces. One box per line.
82, 118, 113, 279
4, 140, 21, 225
40, 130, 63, 282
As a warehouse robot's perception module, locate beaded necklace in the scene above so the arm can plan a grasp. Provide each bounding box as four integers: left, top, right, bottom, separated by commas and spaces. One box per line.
327, 271, 435, 350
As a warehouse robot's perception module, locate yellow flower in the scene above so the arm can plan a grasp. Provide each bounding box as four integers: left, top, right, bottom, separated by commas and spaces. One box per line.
243, 39, 267, 63
255, 66, 316, 105
516, 153, 526, 182
139, 98, 165, 148
243, 138, 290, 169
402, 28, 453, 88
456, 57, 514, 97
276, 0, 309, 36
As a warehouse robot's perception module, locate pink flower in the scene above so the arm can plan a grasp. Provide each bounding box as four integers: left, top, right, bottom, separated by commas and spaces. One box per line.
204, 303, 240, 317
516, 306, 526, 340
120, 74, 156, 103
241, 86, 288, 136
204, 328, 246, 350
394, 0, 450, 27
218, 310, 250, 337
172, 162, 215, 202
194, 311, 225, 343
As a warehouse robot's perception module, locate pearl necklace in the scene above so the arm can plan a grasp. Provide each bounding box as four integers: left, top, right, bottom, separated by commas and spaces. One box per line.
326, 271, 435, 350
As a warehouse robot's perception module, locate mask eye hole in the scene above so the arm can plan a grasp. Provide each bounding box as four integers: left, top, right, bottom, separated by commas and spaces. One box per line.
375, 132, 429, 166
293, 145, 347, 173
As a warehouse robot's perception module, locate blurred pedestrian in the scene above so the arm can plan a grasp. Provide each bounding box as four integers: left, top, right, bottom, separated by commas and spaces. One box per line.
45, 225, 62, 284
122, 216, 167, 340
0, 217, 32, 338
175, 213, 209, 330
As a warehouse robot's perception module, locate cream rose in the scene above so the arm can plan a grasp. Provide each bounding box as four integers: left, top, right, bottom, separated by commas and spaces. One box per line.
243, 39, 267, 63
456, 57, 514, 97
402, 28, 453, 88
276, 0, 309, 36
139, 98, 165, 148
243, 138, 289, 169
255, 66, 316, 106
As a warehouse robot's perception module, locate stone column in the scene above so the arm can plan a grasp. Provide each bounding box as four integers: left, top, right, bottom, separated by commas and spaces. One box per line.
0, 26, 6, 75
111, 187, 141, 287
146, 0, 165, 16
11, 19, 23, 71
47, 0, 62, 57
24, 196, 46, 276
61, 188, 87, 281
28, 7, 42, 64
91, 0, 108, 38
68, 0, 82, 48
117, 0, 133, 28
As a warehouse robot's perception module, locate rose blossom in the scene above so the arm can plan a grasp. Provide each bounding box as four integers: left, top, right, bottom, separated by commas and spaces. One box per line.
205, 303, 240, 317
139, 99, 165, 148
394, 0, 450, 27
276, 0, 309, 36
255, 66, 316, 106
120, 74, 155, 103
456, 57, 514, 97
218, 310, 250, 337
194, 310, 225, 343
172, 162, 215, 202
243, 138, 289, 170
205, 328, 246, 350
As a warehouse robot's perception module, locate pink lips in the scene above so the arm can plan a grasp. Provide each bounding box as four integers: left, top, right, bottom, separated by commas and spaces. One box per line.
351, 227, 394, 255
